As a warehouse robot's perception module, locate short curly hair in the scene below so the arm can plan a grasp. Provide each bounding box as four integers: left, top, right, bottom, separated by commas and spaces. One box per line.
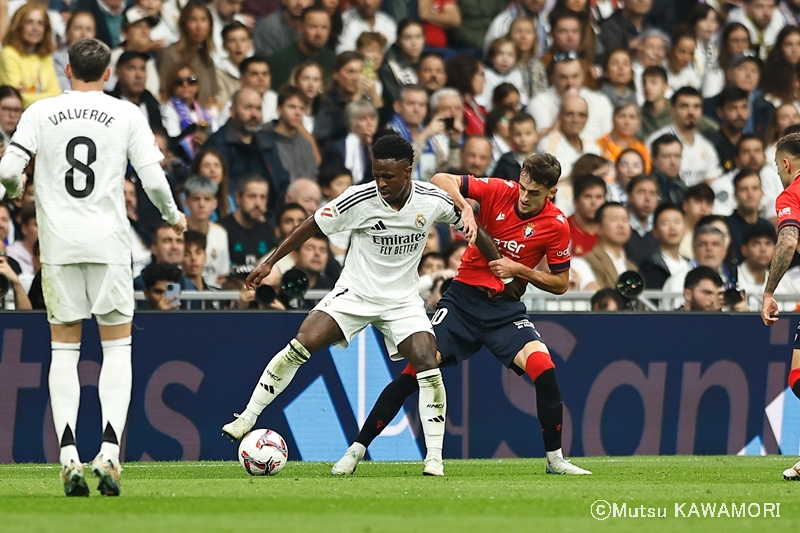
372, 134, 415, 165
521, 153, 561, 188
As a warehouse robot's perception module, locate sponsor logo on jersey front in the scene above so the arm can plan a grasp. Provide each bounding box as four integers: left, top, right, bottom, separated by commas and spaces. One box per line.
372, 232, 426, 255
523, 223, 535, 238
415, 213, 426, 228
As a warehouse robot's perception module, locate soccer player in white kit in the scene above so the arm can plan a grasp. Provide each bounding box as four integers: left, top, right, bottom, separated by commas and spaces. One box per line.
221, 134, 477, 476
0, 39, 185, 496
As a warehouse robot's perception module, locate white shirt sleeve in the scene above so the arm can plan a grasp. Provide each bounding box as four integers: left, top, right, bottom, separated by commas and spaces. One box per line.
314, 185, 372, 235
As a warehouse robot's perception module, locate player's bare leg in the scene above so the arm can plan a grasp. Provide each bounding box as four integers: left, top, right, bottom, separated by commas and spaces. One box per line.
222, 311, 345, 441
398, 333, 446, 476
513, 341, 591, 475
49, 322, 89, 496
784, 350, 800, 480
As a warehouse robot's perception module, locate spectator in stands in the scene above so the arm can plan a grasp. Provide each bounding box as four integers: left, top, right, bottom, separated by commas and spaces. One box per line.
107, 51, 165, 135
0, 240, 31, 310
54, 11, 96, 91
442, 239, 467, 271
537, 93, 601, 178
337, 0, 396, 55
568, 174, 606, 256
764, 102, 800, 164
711, 135, 783, 216
571, 202, 636, 291
590, 288, 626, 311
689, 3, 723, 99
485, 105, 515, 166
388, 85, 432, 180
710, 86, 750, 174
254, 0, 311, 57
124, 177, 151, 278
219, 174, 274, 280
416, 53, 446, 96
482, 36, 525, 112
104, 8, 161, 97
182, 230, 212, 290
142, 262, 183, 310
647, 87, 721, 187
679, 183, 715, 259
314, 51, 365, 149
270, 8, 334, 92
6, 203, 36, 285
134, 223, 197, 293
419, 251, 446, 276
447, 0, 504, 51
625, 174, 659, 266
639, 203, 689, 289
596, 101, 650, 173
598, 49, 636, 109
284, 177, 322, 217
215, 22, 254, 106
184, 176, 231, 287
208, 0, 249, 54
715, 52, 772, 137
598, 0, 653, 56
484, 0, 547, 57
632, 30, 669, 106
508, 16, 548, 102
640, 66, 672, 139
557, 153, 610, 216
294, 232, 335, 307
273, 202, 307, 244
206, 88, 290, 210
380, 20, 425, 111
540, 7, 595, 74
727, 0, 785, 61
758, 25, 800, 113
290, 60, 324, 135
455, 135, 493, 177
780, 0, 800, 26
737, 223, 778, 309
490, 83, 521, 111
161, 63, 216, 161
664, 25, 701, 93
218, 56, 278, 125
189, 147, 234, 221
265, 85, 318, 180
526, 54, 613, 142
608, 148, 645, 204
650, 133, 686, 205
682, 266, 723, 311
0, 87, 23, 151
157, 1, 219, 107
418, 88, 465, 181
318, 166, 353, 263
445, 54, 486, 137
1, 4, 60, 109
71, 0, 125, 48
141, 0, 179, 48
0, 202, 12, 245
725, 170, 774, 262
322, 99, 378, 184
493, 112, 538, 181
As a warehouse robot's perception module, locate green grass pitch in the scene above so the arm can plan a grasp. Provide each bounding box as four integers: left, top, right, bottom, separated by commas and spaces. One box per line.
1, 457, 799, 532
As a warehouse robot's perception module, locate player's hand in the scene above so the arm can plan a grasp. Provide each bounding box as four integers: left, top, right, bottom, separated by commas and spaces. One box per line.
460, 204, 477, 245
152, 295, 180, 311
246, 262, 273, 290
762, 293, 779, 326
0, 256, 19, 284
171, 213, 187, 236
489, 257, 518, 279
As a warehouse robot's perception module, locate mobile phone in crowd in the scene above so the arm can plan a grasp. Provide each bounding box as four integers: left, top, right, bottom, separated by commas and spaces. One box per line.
442, 117, 455, 130
165, 282, 181, 306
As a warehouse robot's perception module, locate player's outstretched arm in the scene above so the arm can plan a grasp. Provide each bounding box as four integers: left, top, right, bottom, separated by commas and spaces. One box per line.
431, 172, 476, 244
138, 163, 183, 227
0, 151, 28, 199
762, 225, 799, 326
246, 216, 322, 289
489, 258, 569, 295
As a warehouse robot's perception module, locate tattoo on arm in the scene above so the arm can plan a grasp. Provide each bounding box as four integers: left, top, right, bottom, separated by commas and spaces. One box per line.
765, 226, 799, 293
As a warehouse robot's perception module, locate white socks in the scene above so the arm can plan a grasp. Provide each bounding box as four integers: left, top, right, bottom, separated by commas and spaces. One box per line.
546, 449, 564, 464
49, 342, 81, 467
417, 368, 446, 461
98, 337, 132, 465
244, 339, 311, 421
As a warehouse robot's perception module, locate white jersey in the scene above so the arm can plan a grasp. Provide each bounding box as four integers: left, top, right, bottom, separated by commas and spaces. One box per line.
7, 91, 167, 265
314, 181, 463, 304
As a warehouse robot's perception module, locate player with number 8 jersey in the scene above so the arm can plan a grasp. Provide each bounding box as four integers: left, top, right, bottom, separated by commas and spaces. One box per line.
0, 39, 184, 498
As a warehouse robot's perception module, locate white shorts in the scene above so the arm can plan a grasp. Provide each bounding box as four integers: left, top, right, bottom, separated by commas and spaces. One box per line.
312, 287, 434, 360
42, 263, 134, 326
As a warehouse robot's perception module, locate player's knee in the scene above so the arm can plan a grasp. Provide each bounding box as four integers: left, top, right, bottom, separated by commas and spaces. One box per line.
522, 349, 555, 382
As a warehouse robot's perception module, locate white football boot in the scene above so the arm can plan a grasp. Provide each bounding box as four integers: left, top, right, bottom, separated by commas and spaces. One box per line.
783, 459, 800, 480
546, 457, 592, 475
91, 453, 121, 496
61, 460, 90, 497
331, 445, 365, 476
221, 413, 255, 442
423, 457, 444, 477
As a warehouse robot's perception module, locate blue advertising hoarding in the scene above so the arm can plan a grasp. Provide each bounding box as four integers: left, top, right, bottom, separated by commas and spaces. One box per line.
0, 311, 798, 463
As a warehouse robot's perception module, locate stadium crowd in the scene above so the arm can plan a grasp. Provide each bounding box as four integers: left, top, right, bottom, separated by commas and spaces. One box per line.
1, 0, 800, 313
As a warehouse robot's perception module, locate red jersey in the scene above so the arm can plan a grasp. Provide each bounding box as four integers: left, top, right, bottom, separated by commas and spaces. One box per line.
776, 178, 800, 232
454, 176, 571, 294
567, 215, 598, 257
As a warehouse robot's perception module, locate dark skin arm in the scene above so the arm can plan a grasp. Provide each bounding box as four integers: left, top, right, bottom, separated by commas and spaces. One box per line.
489, 257, 570, 295
762, 225, 799, 325
474, 225, 527, 299
245, 216, 320, 289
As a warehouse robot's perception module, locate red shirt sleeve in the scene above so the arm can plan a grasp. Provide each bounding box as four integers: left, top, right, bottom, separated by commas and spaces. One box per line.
545, 219, 572, 272
777, 186, 800, 232
460, 175, 517, 208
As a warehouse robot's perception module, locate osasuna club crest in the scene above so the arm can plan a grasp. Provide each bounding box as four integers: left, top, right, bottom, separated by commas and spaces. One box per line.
415, 213, 426, 228
523, 223, 535, 238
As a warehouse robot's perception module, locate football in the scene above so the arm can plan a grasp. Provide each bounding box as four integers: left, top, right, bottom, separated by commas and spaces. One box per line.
237, 429, 289, 476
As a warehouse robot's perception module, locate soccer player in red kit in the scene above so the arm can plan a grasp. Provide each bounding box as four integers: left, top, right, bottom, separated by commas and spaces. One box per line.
762, 132, 800, 481
332, 153, 592, 476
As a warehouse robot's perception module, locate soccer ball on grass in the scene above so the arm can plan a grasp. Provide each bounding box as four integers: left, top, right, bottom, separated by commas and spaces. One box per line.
238, 429, 288, 476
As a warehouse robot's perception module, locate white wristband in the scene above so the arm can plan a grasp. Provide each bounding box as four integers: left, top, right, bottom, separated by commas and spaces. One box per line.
501, 277, 514, 284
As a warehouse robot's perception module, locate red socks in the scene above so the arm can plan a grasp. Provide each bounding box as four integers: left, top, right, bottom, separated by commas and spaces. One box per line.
525, 351, 555, 381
